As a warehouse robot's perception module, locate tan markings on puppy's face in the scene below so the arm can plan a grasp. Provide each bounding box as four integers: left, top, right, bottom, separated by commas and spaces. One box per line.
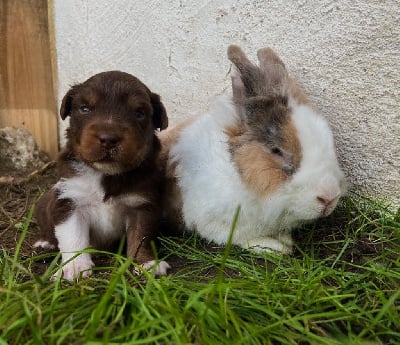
77, 111, 154, 173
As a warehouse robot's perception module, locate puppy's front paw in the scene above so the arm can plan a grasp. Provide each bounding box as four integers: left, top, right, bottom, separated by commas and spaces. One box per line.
54, 256, 94, 281
134, 260, 171, 276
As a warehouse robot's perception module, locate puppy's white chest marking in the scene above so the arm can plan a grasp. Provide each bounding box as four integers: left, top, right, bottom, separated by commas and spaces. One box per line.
55, 163, 148, 244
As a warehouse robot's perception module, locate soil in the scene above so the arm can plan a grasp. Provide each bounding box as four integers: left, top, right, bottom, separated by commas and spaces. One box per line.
0, 162, 58, 275
0, 162, 392, 279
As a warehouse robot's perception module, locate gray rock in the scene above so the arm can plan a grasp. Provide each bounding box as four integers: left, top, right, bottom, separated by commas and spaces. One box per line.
0, 126, 50, 176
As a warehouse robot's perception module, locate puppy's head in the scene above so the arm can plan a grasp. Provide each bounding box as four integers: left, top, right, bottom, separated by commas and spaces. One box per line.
61, 71, 168, 175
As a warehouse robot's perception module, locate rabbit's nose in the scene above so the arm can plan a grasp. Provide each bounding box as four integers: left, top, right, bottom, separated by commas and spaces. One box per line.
316, 196, 337, 216
317, 196, 332, 207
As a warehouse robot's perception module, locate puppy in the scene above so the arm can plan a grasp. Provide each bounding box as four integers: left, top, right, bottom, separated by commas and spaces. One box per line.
34, 71, 170, 281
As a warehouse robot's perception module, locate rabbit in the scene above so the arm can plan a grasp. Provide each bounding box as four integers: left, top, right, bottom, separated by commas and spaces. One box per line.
159, 45, 346, 254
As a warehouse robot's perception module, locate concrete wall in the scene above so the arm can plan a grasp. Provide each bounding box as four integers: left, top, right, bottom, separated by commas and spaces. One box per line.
54, 0, 400, 206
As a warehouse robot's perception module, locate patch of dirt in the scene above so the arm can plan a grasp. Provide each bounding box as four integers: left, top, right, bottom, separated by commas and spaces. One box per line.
0, 162, 58, 274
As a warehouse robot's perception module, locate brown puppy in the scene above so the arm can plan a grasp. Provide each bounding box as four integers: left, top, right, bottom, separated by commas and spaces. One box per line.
34, 71, 170, 281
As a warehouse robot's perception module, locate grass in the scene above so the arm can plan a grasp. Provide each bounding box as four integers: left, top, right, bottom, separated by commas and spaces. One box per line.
0, 195, 399, 345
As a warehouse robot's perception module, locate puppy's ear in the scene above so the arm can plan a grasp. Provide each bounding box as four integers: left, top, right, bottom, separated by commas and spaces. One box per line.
60, 85, 79, 120
150, 93, 168, 131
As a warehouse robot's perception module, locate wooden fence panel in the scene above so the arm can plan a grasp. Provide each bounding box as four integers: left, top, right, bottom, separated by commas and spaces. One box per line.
0, 0, 58, 158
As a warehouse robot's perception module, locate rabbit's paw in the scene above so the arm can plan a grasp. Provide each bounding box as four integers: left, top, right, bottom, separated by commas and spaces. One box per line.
244, 237, 292, 254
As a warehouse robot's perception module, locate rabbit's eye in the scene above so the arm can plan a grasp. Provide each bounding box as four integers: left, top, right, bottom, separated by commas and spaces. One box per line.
271, 147, 283, 156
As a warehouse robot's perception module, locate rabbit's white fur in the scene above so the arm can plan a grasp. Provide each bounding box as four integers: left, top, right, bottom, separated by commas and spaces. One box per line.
162, 46, 345, 253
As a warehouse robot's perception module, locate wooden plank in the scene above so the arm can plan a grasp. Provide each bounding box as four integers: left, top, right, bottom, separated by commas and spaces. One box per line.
0, 0, 58, 159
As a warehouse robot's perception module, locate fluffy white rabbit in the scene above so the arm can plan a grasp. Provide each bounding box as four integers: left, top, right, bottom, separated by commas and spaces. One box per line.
160, 45, 346, 254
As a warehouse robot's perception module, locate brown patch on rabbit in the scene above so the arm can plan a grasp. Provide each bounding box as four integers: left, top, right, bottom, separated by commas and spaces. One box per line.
232, 142, 288, 196
228, 118, 302, 197
281, 120, 302, 168
159, 117, 196, 172
288, 79, 309, 106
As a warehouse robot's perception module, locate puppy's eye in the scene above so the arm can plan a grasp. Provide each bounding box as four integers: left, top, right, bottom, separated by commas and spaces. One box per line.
134, 110, 145, 119
271, 147, 283, 156
79, 105, 91, 114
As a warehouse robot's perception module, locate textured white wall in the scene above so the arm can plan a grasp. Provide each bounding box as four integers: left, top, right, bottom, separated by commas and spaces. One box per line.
54, 0, 399, 206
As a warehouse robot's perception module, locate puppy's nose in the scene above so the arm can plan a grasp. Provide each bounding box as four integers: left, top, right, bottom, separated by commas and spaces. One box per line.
98, 133, 121, 148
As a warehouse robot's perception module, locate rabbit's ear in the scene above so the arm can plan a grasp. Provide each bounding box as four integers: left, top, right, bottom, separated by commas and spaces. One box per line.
257, 48, 288, 96
227, 45, 253, 71
257, 48, 285, 72
228, 45, 261, 99
230, 64, 246, 100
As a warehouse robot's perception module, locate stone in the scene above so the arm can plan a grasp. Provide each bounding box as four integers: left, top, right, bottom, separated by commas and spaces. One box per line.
0, 126, 50, 176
